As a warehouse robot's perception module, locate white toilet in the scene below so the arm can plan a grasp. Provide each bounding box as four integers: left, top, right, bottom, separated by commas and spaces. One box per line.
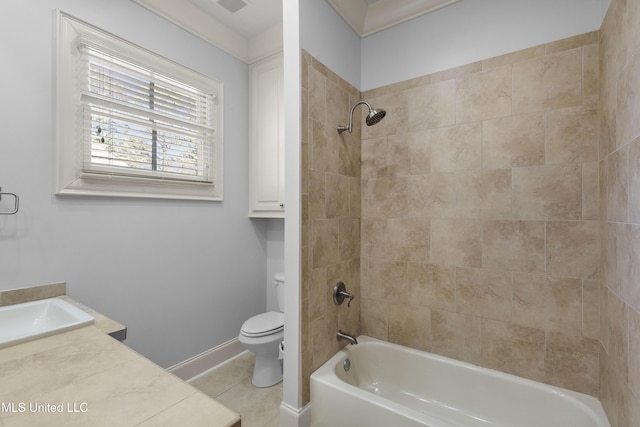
238, 272, 285, 387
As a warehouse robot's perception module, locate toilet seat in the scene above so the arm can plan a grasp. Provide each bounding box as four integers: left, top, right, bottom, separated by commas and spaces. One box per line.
240, 312, 284, 337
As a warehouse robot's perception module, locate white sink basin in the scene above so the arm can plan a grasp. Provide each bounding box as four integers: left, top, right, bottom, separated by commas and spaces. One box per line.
0, 297, 95, 349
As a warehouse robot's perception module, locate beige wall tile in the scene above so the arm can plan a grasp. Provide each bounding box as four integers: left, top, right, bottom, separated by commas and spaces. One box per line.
362, 137, 388, 178
311, 120, 339, 174
629, 307, 640, 401
629, 137, 640, 223
481, 319, 546, 382
338, 130, 361, 178
482, 220, 545, 273
308, 67, 326, 123
388, 303, 431, 351
602, 146, 629, 222
361, 218, 429, 262
513, 163, 582, 220
481, 45, 545, 71
456, 66, 512, 123
545, 332, 600, 396
407, 173, 456, 218
607, 290, 629, 385
545, 32, 599, 54
361, 91, 409, 139
546, 104, 599, 164
618, 224, 640, 312
583, 44, 600, 104
600, 222, 619, 293
349, 176, 361, 218
363, 260, 408, 303
431, 219, 482, 267
430, 62, 482, 85
407, 262, 456, 312
583, 279, 600, 340
599, 72, 618, 158
339, 218, 360, 261
326, 79, 350, 138
361, 217, 386, 260
362, 176, 408, 218
309, 169, 325, 220
431, 310, 482, 365
312, 219, 339, 269
406, 80, 456, 130
546, 221, 600, 279
360, 296, 388, 340
381, 133, 410, 177
616, 51, 640, 147
583, 161, 600, 220
400, 131, 431, 175
512, 274, 583, 335
325, 173, 350, 218
300, 52, 363, 407
308, 268, 328, 323
482, 113, 545, 169
311, 315, 340, 371
363, 133, 430, 178
431, 123, 481, 172
455, 169, 512, 219
385, 218, 430, 263
513, 48, 582, 113
456, 267, 513, 322
600, 284, 610, 354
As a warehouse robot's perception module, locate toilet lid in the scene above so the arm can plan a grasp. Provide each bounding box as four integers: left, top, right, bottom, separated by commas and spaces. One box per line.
241, 312, 284, 337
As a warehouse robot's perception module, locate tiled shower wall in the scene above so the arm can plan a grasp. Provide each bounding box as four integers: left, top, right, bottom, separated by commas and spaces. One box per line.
359, 32, 602, 396
300, 50, 362, 404
598, 0, 640, 425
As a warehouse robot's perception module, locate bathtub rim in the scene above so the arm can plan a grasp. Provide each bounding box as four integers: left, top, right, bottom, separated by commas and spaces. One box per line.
310, 335, 610, 427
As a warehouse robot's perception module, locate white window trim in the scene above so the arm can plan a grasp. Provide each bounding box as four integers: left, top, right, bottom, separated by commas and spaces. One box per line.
55, 11, 224, 201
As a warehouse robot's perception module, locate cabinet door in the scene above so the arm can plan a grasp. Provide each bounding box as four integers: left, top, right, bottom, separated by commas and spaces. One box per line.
249, 54, 284, 217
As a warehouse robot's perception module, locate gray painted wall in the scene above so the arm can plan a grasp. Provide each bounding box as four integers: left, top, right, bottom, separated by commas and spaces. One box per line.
0, 0, 270, 368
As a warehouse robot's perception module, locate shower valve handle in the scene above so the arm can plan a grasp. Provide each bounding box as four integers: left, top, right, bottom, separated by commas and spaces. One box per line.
333, 282, 355, 307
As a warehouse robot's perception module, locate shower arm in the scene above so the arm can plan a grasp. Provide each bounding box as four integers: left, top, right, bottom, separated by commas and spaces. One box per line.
337, 101, 373, 134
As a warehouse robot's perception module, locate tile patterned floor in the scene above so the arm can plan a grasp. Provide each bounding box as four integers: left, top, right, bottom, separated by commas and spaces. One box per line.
190, 352, 282, 427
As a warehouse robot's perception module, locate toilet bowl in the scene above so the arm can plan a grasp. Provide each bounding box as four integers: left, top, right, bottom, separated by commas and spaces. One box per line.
239, 273, 285, 387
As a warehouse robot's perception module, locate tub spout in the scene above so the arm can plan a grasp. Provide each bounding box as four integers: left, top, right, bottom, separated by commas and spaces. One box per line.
336, 330, 358, 345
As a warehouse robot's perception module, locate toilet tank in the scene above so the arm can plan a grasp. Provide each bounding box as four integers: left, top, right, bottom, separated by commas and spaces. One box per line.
274, 272, 285, 312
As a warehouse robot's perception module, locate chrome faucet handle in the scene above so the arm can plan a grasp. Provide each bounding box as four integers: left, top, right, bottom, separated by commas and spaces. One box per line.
333, 282, 355, 307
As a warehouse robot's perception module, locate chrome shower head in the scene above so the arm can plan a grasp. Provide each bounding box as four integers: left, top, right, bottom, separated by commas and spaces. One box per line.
337, 101, 386, 134
365, 107, 386, 126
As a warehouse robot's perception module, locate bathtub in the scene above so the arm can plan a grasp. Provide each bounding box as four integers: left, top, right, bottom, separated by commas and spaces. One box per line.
310, 336, 610, 427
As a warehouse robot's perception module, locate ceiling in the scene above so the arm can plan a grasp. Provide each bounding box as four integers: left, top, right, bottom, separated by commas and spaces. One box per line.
327, 0, 462, 37
132, 0, 462, 63
188, 0, 283, 39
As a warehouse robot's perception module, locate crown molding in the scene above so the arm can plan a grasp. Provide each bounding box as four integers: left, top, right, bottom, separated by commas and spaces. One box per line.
326, 0, 462, 37
132, 0, 282, 64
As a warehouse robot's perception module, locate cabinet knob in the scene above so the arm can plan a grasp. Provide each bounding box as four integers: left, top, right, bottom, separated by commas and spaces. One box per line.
279, 203, 285, 208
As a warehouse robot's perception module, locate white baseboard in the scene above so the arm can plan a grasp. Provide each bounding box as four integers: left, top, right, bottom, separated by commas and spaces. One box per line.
167, 337, 246, 382
280, 401, 311, 427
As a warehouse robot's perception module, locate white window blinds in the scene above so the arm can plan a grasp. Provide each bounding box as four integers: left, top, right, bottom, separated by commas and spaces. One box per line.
77, 40, 217, 184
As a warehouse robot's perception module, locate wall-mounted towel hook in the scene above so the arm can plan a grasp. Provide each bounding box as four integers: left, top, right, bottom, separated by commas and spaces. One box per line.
0, 187, 19, 215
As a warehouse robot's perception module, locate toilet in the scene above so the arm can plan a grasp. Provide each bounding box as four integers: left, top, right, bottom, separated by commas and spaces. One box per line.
238, 272, 285, 387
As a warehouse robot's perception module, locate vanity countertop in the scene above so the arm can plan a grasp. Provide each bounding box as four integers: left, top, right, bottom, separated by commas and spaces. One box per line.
0, 297, 241, 427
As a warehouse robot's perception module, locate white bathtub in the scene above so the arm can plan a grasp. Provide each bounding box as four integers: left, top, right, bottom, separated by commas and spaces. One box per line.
310, 336, 610, 427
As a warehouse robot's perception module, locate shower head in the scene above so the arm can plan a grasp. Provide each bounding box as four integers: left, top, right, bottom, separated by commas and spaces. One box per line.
337, 101, 386, 134
366, 107, 386, 126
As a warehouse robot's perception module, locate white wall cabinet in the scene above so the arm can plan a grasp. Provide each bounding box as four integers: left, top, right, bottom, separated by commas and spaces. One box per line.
249, 53, 284, 218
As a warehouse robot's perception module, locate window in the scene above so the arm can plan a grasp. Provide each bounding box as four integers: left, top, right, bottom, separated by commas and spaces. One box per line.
55, 11, 223, 200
